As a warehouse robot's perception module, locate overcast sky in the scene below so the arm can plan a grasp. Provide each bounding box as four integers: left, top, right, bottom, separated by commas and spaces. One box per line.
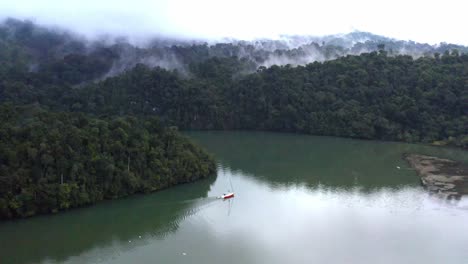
1, 0, 467, 44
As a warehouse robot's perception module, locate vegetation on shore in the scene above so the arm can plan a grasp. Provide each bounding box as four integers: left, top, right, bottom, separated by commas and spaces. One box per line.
1, 19, 467, 218
1, 19, 466, 148
18, 51, 464, 148
0, 104, 216, 219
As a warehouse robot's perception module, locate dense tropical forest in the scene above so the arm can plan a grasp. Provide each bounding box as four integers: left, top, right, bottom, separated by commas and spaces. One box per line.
0, 18, 467, 218
0, 104, 216, 219
62, 52, 465, 147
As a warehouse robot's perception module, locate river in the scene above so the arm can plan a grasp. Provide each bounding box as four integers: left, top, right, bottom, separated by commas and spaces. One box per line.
1, 131, 468, 264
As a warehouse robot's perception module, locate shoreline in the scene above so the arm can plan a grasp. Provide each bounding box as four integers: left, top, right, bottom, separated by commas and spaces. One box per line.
404, 154, 468, 199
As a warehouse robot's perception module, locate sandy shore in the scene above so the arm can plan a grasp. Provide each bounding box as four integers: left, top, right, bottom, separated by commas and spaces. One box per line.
404, 154, 468, 199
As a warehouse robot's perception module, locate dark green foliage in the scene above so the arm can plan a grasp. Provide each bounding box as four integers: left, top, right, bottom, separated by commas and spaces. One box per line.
47, 52, 466, 148
0, 18, 118, 87
0, 104, 216, 219
1, 19, 467, 221
0, 21, 466, 149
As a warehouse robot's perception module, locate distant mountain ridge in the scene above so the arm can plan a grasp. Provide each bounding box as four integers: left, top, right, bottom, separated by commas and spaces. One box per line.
1, 18, 467, 83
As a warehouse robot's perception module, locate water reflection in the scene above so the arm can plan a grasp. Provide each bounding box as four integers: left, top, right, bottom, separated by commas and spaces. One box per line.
94, 168, 468, 264
2, 132, 468, 264
189, 131, 468, 190
0, 176, 216, 264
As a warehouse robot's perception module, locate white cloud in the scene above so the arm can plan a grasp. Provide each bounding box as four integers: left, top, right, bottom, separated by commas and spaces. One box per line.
0, 0, 467, 44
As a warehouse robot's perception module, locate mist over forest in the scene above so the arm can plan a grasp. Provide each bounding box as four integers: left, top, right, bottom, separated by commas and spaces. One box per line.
1, 1, 468, 262
2, 18, 468, 81
1, 17, 467, 219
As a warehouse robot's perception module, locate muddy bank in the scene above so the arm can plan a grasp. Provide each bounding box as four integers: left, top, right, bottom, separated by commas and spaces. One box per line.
404, 154, 468, 199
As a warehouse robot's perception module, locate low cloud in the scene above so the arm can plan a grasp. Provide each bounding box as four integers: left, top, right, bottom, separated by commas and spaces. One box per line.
1, 0, 467, 45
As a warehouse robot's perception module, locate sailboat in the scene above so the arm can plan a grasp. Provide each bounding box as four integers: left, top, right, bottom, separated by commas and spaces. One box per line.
220, 192, 235, 199
219, 172, 235, 199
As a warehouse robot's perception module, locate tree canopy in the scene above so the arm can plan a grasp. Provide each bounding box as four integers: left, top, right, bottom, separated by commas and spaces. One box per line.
0, 104, 216, 219
15, 51, 463, 148
1, 19, 467, 219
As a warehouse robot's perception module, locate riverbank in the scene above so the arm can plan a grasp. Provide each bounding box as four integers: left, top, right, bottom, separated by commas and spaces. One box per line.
404, 154, 468, 199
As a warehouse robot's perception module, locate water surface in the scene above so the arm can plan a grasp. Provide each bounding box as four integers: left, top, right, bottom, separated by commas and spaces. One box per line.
1, 132, 468, 264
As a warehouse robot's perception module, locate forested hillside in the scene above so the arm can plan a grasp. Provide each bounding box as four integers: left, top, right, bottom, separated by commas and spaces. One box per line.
0, 18, 467, 220
83, 52, 468, 147
1, 19, 467, 148
6, 51, 465, 148
0, 104, 216, 219
2, 18, 468, 84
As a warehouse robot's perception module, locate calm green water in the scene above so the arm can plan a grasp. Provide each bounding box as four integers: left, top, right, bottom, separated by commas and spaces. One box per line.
1, 131, 468, 264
